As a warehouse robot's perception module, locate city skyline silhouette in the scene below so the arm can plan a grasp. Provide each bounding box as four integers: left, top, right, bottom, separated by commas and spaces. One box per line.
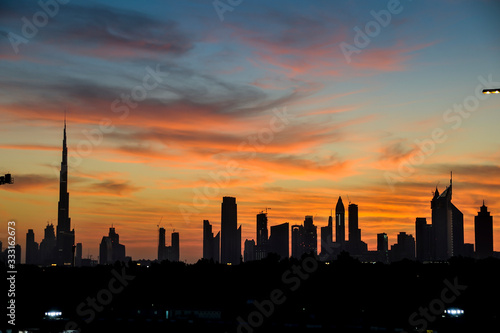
1, 1, 500, 332
13, 121, 498, 266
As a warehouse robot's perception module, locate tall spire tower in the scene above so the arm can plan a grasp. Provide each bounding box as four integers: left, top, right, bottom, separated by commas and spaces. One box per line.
335, 196, 345, 247
56, 116, 75, 265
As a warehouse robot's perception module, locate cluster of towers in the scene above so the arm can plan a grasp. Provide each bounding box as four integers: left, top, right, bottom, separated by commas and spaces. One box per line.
202, 196, 370, 264
201, 180, 496, 264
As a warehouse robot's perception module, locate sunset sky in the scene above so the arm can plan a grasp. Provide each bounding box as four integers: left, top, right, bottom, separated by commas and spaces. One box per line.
1, 0, 499, 263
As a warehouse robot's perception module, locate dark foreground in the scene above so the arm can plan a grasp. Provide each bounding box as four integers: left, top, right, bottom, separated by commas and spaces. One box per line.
3, 255, 500, 332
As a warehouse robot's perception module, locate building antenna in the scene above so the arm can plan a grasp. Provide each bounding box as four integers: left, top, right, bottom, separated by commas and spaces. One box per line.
347, 194, 351, 205
157, 216, 163, 229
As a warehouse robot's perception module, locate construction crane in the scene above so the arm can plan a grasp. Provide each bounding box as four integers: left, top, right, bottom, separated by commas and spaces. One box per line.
157, 216, 163, 229
0, 173, 13, 185
259, 207, 272, 215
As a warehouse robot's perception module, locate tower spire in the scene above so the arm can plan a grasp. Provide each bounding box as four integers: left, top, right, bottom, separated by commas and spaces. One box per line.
56, 113, 74, 265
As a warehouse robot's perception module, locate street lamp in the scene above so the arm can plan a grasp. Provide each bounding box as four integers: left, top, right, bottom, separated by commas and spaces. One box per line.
483, 89, 500, 94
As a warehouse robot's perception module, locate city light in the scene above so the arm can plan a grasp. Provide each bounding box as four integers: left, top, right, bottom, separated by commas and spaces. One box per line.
444, 308, 464, 317
483, 89, 500, 94
44, 311, 62, 319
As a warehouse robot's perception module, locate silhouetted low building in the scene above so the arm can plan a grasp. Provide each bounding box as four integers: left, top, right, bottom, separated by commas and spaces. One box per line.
99, 226, 126, 265
415, 217, 433, 261
389, 232, 415, 262
244, 239, 255, 262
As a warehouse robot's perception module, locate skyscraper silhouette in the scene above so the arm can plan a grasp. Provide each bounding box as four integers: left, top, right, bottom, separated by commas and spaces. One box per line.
99, 226, 126, 265
377, 233, 389, 263
171, 232, 180, 262
320, 212, 333, 258
203, 220, 220, 262
56, 119, 75, 265
431, 174, 464, 260
389, 232, 415, 262
347, 202, 364, 254
451, 204, 464, 257
244, 239, 255, 262
335, 196, 345, 247
75, 243, 82, 267
221, 197, 241, 264
158, 227, 166, 261
475, 201, 493, 258
348, 204, 358, 242
158, 227, 180, 262
40, 223, 56, 265
268, 222, 289, 259
256, 212, 268, 260
26, 229, 39, 265
291, 224, 304, 259
415, 217, 432, 261
303, 216, 317, 255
